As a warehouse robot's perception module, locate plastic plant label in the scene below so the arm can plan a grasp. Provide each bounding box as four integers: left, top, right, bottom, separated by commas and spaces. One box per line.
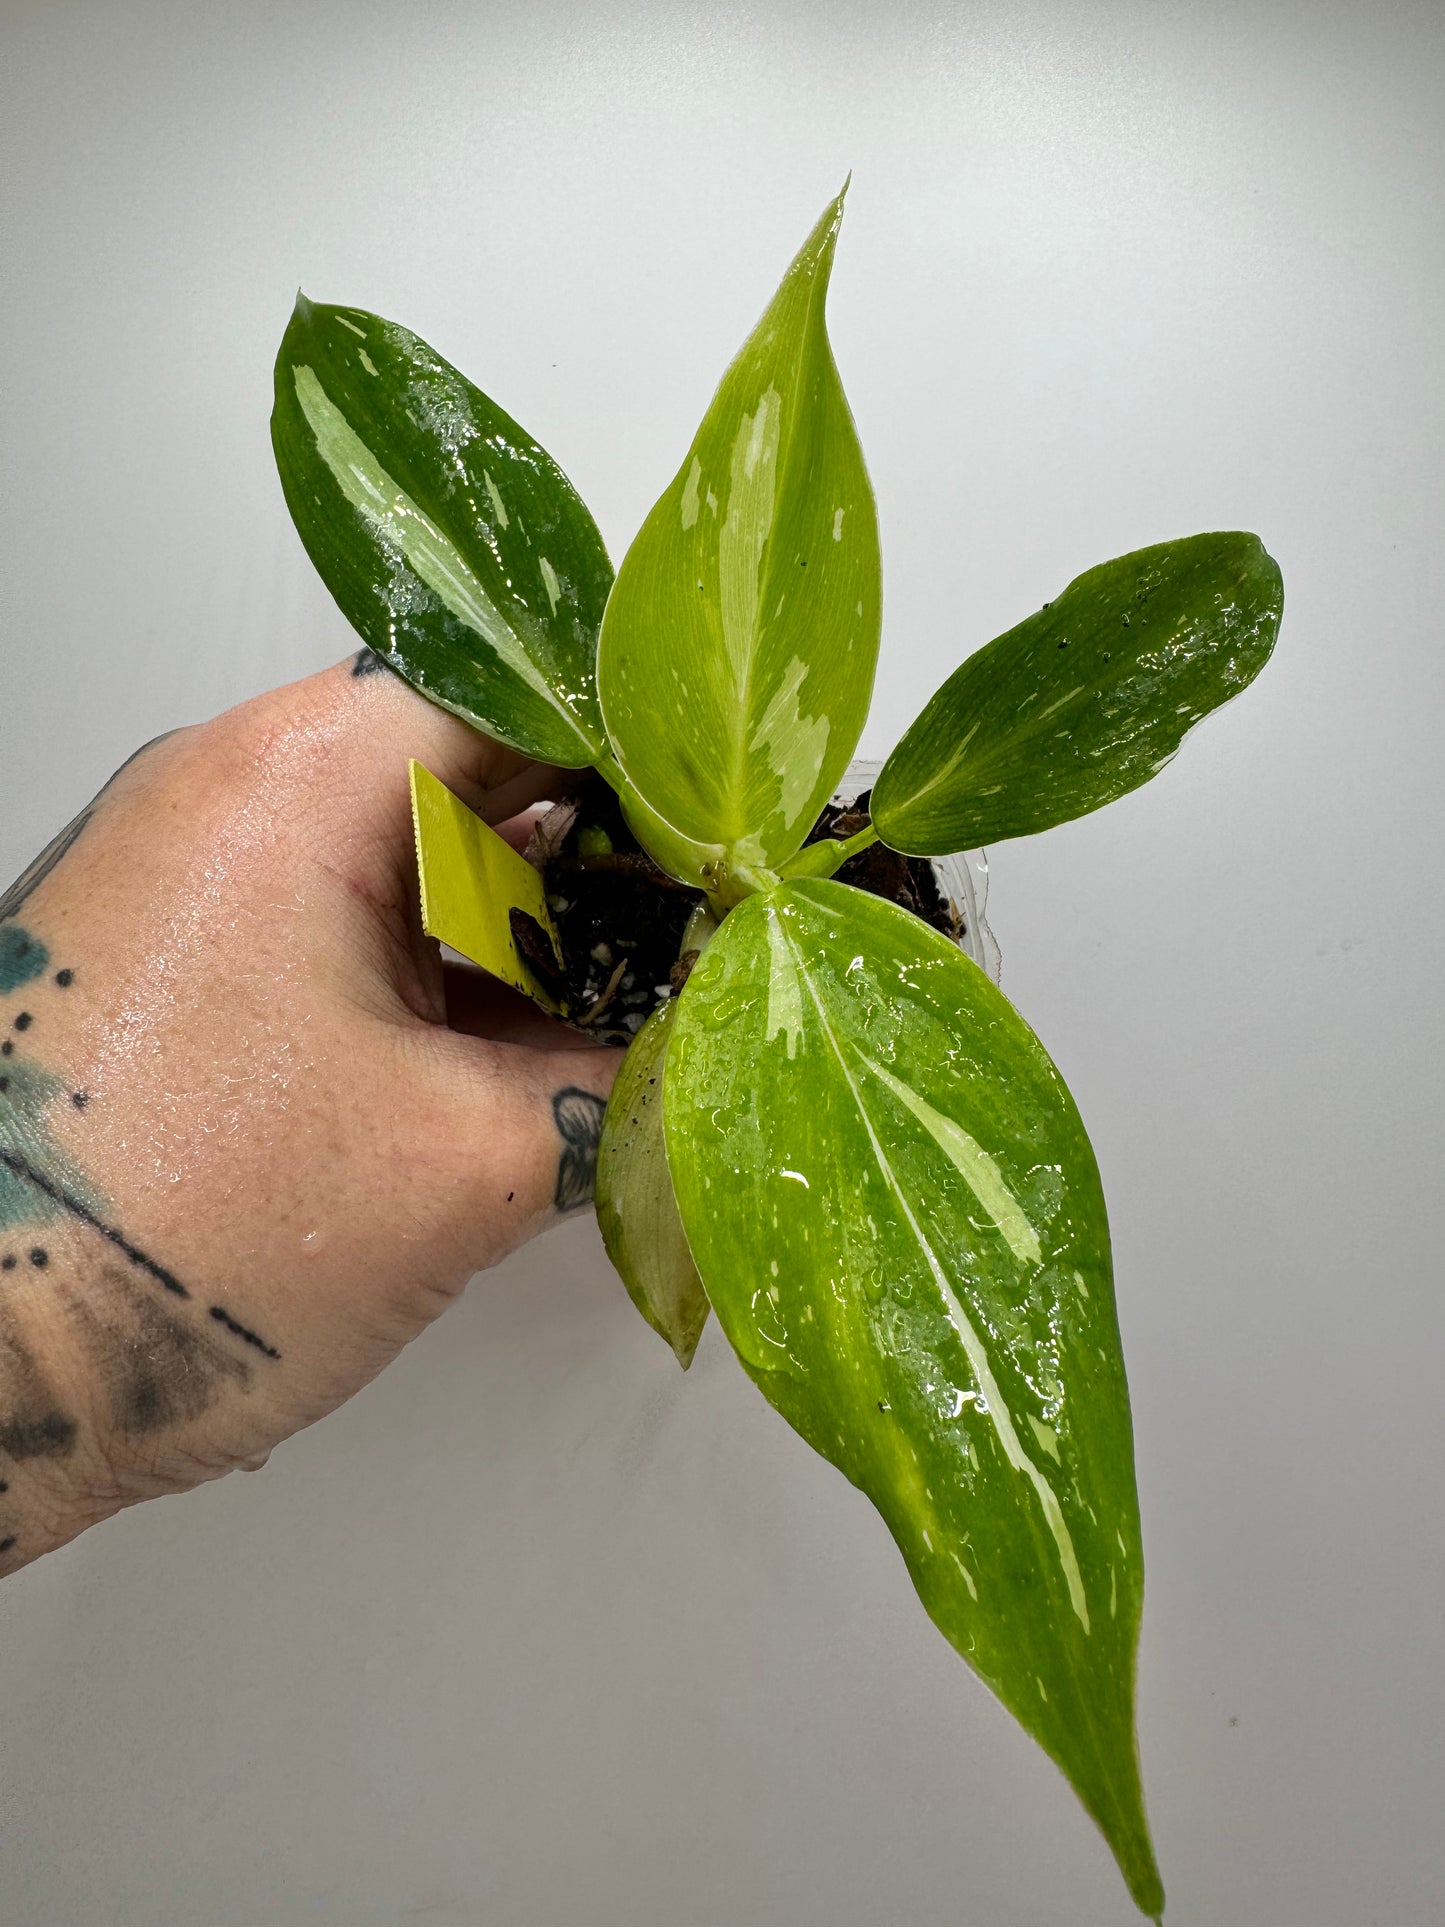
408, 760, 564, 1012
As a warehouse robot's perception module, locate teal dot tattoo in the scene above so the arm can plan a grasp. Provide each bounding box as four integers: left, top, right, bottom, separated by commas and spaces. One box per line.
0, 928, 48, 995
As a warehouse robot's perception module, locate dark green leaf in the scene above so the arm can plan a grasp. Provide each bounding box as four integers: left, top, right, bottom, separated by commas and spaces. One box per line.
665, 880, 1162, 1917
596, 189, 881, 880
872, 532, 1282, 854
597, 1000, 710, 1368
272, 297, 611, 765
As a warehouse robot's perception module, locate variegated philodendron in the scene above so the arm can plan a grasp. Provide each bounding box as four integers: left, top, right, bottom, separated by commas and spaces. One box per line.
272, 184, 1283, 1918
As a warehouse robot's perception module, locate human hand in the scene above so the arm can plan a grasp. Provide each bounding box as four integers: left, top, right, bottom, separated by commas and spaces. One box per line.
0, 653, 620, 1570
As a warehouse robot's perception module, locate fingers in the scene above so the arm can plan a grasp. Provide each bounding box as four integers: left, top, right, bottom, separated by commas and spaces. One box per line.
474, 763, 580, 830
442, 962, 607, 1050
199, 655, 623, 1275
185, 658, 579, 1019
335, 653, 577, 823
409, 1026, 625, 1274
491, 803, 549, 856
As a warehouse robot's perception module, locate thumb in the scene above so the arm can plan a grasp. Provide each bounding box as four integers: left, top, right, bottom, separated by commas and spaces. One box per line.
408, 1028, 626, 1275
340, 652, 572, 824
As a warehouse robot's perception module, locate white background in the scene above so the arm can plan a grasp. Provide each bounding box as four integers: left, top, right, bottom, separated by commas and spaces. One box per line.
2, 3, 1442, 1922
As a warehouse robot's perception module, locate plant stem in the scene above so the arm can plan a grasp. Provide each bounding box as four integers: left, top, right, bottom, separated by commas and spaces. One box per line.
780, 820, 880, 882
680, 901, 720, 956
590, 748, 727, 898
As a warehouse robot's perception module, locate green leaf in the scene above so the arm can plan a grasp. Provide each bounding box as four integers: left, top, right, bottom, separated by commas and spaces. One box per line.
606, 764, 729, 898
596, 188, 882, 879
596, 1000, 710, 1368
664, 880, 1162, 1918
872, 531, 1283, 854
272, 297, 611, 766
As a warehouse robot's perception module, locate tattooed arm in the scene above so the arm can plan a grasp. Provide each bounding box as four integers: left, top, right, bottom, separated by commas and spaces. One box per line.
0, 660, 619, 1572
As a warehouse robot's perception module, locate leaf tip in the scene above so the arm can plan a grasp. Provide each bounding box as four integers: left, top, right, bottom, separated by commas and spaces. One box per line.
796, 181, 850, 283
1119, 1830, 1165, 1921
670, 1308, 707, 1370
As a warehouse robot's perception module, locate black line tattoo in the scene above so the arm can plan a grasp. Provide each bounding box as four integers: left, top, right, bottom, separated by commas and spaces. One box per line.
1, 936, 281, 1382
102, 731, 182, 783
0, 1149, 189, 1297
0, 1136, 282, 1364
208, 1305, 281, 1360
351, 646, 388, 678
552, 1087, 607, 1211
0, 815, 93, 926
0, 729, 179, 927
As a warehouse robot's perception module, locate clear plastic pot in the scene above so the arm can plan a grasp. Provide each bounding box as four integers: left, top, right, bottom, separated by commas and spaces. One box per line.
834, 760, 1001, 985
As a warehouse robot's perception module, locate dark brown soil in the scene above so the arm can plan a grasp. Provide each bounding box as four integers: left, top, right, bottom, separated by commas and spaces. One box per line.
523, 772, 968, 1046
801, 793, 963, 944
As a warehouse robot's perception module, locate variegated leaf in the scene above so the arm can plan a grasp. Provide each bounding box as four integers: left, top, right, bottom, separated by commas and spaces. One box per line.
664, 879, 1163, 1918
596, 190, 881, 883
273, 298, 611, 765
872, 532, 1282, 854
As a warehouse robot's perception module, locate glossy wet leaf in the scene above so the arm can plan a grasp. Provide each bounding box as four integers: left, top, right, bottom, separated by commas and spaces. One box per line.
597, 1000, 710, 1368
872, 532, 1282, 854
665, 881, 1162, 1917
272, 297, 611, 765
597, 189, 881, 878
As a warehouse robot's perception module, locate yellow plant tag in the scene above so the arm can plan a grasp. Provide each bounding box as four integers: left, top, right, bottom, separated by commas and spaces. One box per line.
409, 760, 565, 1013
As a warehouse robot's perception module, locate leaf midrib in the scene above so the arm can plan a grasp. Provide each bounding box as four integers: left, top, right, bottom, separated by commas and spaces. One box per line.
293, 361, 598, 761
773, 898, 1091, 1633
719, 276, 829, 848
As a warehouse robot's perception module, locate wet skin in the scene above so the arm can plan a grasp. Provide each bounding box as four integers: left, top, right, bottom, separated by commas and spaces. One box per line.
0, 659, 620, 1571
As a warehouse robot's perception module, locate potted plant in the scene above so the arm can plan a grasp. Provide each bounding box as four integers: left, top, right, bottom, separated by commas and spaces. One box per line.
271, 186, 1282, 1921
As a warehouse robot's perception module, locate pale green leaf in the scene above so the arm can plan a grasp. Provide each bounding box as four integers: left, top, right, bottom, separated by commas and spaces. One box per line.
872, 532, 1282, 854
596, 189, 881, 879
597, 1000, 710, 1368
272, 297, 610, 766
664, 880, 1162, 1918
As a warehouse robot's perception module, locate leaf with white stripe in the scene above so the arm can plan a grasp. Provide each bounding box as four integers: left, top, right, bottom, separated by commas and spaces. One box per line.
272, 297, 610, 765
664, 880, 1162, 1918
872, 531, 1282, 854
596, 189, 881, 881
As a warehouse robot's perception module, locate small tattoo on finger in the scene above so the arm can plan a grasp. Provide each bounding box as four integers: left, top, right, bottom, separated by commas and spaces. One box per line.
552, 1087, 607, 1211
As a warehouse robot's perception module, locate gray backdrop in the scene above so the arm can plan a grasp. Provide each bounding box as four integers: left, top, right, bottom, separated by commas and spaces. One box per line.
1, 3, 1441, 1923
